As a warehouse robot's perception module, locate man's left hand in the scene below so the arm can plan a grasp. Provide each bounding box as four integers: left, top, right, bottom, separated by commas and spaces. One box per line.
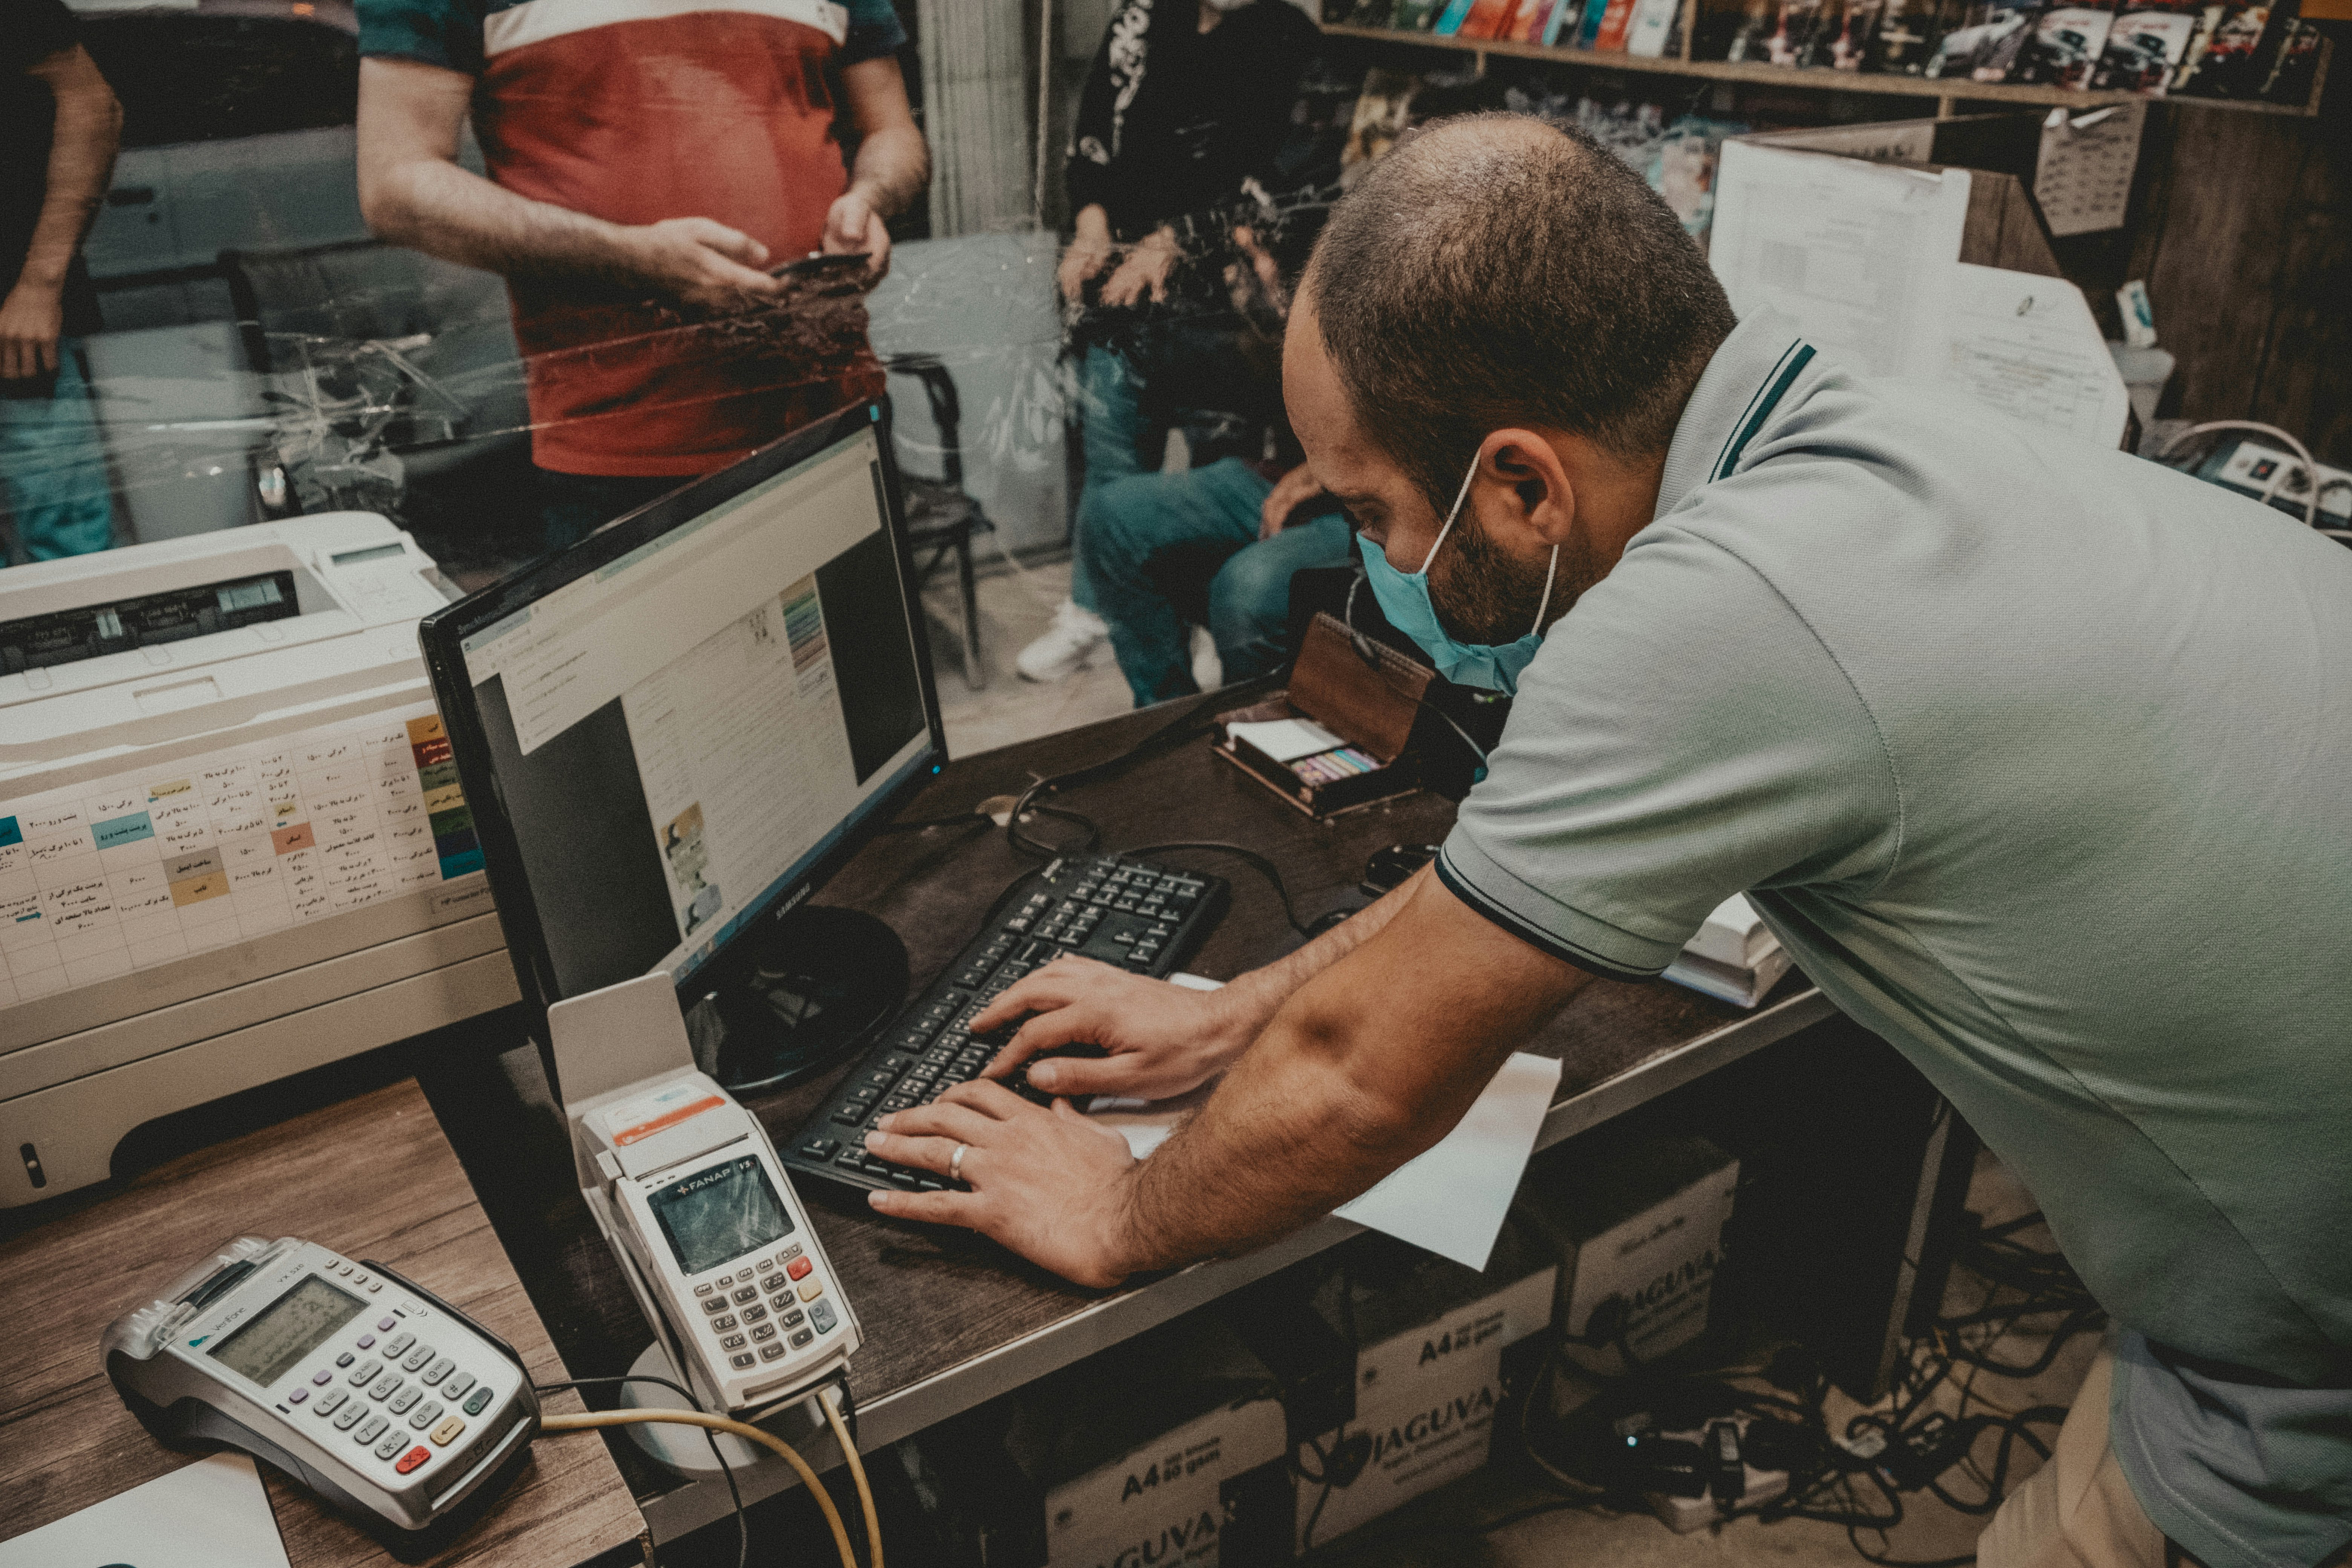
0, 282, 64, 381
862, 1079, 1141, 1290
821, 188, 893, 283
1259, 462, 1329, 540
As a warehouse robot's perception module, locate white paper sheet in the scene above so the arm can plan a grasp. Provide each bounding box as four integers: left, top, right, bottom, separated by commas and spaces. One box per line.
1710, 141, 1972, 379
1088, 974, 1562, 1272
1934, 264, 2131, 450
1226, 717, 1347, 765
0, 1452, 291, 1568
2034, 101, 2145, 239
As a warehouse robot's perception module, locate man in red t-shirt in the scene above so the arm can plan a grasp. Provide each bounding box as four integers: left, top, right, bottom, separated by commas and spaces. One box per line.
356, 0, 926, 547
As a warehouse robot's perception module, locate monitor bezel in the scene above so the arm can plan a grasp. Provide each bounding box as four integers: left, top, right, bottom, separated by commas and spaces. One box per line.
416, 398, 949, 1055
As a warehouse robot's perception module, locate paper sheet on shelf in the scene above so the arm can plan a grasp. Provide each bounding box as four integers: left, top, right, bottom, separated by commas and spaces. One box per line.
0, 1452, 291, 1568
1710, 141, 1972, 379
2034, 101, 2144, 239
1089, 975, 1562, 1272
1934, 264, 2131, 450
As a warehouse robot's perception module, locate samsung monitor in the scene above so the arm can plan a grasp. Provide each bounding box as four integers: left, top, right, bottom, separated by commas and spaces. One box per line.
420, 400, 944, 1095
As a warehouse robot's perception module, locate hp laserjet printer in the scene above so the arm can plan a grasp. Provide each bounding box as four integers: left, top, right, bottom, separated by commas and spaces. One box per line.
0, 516, 517, 1205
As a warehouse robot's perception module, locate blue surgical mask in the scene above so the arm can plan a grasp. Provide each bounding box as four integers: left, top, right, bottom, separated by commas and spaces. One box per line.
1360, 454, 1559, 695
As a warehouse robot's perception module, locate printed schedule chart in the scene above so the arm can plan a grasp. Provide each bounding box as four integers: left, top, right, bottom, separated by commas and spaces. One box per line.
0, 703, 483, 1006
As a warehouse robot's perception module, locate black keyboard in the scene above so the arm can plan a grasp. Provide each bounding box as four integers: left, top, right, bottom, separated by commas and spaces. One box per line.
781, 853, 1230, 1194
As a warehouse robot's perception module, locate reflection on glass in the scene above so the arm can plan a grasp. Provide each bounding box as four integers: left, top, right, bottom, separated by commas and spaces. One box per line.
649, 1154, 796, 1277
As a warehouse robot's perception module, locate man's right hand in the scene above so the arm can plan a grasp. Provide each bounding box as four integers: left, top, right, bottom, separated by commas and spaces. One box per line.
971, 956, 1257, 1101
1058, 236, 1112, 302
623, 217, 785, 311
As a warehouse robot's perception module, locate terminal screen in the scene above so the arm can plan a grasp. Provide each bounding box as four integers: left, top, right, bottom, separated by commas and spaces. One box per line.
456, 426, 931, 996
649, 1155, 796, 1276
208, 1275, 366, 1388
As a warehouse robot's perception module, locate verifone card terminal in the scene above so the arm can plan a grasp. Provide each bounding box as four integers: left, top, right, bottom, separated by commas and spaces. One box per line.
553, 974, 860, 1413
103, 1236, 539, 1531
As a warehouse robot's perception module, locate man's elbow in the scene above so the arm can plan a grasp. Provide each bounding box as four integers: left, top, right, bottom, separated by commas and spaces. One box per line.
357, 162, 420, 246
1288, 1009, 1437, 1168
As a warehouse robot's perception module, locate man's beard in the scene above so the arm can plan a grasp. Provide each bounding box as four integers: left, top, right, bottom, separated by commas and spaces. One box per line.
1426, 511, 1596, 647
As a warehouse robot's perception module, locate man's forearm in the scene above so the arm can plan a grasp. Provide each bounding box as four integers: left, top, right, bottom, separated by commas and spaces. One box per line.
364, 156, 644, 286
1113, 867, 1581, 1271
847, 124, 928, 222
1208, 864, 1429, 1044
17, 60, 118, 291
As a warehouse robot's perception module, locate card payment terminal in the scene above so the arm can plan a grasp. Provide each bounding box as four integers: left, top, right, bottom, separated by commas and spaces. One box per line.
553, 973, 861, 1415
103, 1236, 539, 1532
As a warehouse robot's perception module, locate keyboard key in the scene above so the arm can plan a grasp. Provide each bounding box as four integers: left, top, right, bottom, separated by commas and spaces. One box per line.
314, 1389, 348, 1416
422, 1357, 454, 1386
787, 1256, 813, 1280
409, 1400, 444, 1431
790, 1328, 815, 1348
370, 1373, 402, 1401
464, 1387, 494, 1416
799, 1139, 838, 1160
742, 1303, 767, 1323
349, 1360, 381, 1386
732, 1285, 758, 1303
401, 1343, 434, 1373
781, 1308, 806, 1328
760, 1342, 788, 1362
334, 1402, 368, 1431
731, 1353, 757, 1370
798, 1278, 825, 1302
336, 1352, 355, 1369
384, 1331, 413, 1357
355, 1413, 387, 1445
701, 1295, 729, 1314
810, 1299, 838, 1335
712, 1314, 738, 1330
376, 1433, 407, 1461
389, 1386, 421, 1414
395, 1445, 431, 1475
431, 1416, 466, 1447
721, 1333, 746, 1350
443, 1372, 475, 1401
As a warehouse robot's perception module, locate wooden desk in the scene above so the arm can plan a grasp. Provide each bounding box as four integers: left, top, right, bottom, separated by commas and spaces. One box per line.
414, 690, 1877, 1542
0, 1079, 645, 1568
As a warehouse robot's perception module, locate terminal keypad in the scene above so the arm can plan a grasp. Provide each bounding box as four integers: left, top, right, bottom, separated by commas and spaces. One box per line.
277, 1285, 503, 1485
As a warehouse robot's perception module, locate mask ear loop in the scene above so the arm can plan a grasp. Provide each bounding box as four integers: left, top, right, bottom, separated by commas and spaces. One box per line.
1421, 456, 1482, 574
1529, 544, 1560, 636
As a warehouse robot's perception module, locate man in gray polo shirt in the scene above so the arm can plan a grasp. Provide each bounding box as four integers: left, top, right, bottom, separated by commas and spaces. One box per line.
861, 115, 2350, 1567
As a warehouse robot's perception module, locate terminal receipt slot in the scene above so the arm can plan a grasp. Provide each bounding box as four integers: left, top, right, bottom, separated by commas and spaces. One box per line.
0, 517, 518, 1206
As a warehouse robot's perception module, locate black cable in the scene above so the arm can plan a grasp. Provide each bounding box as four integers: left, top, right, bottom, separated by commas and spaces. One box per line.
537, 1375, 746, 1568
1003, 696, 1228, 858
1120, 840, 1308, 936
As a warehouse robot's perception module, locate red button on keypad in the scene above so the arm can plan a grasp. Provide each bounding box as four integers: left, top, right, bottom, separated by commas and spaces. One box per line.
786, 1257, 812, 1281
395, 1446, 431, 1475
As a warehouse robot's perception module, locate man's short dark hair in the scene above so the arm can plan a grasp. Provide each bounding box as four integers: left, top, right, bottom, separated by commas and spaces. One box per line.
1304, 113, 1737, 513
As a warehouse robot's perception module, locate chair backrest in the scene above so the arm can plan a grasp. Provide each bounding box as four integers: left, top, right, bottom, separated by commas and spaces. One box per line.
882, 352, 965, 491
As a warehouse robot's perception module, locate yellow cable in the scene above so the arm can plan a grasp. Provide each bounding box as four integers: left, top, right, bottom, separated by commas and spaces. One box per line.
538, 1409, 858, 1568
818, 1387, 885, 1568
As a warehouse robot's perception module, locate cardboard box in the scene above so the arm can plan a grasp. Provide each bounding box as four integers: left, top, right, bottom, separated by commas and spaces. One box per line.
1287, 1230, 1556, 1551
1514, 1130, 1739, 1377
998, 1314, 1292, 1568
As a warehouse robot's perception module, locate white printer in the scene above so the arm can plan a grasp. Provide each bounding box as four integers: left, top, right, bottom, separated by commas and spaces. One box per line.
0, 516, 518, 1206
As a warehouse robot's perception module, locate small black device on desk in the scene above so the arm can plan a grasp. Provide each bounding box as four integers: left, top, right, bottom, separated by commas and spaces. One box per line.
781, 851, 1228, 1194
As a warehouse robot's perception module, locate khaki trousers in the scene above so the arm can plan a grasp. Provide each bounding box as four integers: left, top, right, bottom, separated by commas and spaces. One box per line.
1976, 1345, 2194, 1568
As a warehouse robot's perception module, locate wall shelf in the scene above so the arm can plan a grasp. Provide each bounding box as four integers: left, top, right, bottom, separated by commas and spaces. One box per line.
1320, 20, 2328, 118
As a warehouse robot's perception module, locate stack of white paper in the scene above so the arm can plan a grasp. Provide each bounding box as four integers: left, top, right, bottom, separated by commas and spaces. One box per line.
1661, 893, 1793, 1009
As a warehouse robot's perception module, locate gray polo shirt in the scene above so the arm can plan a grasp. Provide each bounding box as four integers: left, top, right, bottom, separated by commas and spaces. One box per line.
1439, 311, 2352, 1568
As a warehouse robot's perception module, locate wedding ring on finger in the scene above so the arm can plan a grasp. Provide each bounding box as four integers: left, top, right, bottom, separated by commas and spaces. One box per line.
951, 1143, 968, 1184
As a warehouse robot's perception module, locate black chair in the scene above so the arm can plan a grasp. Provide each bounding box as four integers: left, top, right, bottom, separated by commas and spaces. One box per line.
885, 352, 993, 689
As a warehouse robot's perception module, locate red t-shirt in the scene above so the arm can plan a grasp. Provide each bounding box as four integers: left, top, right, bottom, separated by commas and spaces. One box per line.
366, 0, 898, 476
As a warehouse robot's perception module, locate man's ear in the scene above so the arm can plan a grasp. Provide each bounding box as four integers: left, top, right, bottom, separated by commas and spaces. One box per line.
1478, 429, 1577, 550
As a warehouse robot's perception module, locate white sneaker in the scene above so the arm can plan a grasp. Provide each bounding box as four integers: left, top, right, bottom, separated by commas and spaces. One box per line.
1189, 624, 1223, 693
1017, 599, 1109, 683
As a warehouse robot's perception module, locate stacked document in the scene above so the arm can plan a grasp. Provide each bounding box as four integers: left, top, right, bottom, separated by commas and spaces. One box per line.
1661, 894, 1793, 1008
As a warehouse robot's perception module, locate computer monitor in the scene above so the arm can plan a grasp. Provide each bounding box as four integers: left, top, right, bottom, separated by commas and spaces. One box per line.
419, 400, 946, 1095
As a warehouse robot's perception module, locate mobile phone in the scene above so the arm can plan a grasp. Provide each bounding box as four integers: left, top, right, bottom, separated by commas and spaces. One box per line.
770, 251, 871, 279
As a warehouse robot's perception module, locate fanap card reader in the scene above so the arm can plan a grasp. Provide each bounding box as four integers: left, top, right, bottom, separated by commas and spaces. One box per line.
552, 973, 859, 1415
102, 1235, 539, 1533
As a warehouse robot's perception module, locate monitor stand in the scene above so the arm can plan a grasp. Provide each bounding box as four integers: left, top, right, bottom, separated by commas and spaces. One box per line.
685, 905, 908, 1096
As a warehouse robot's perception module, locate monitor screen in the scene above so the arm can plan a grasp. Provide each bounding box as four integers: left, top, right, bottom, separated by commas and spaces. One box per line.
446, 419, 936, 999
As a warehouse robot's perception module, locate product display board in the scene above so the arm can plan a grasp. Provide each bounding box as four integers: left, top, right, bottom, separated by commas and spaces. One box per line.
0, 703, 482, 1004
